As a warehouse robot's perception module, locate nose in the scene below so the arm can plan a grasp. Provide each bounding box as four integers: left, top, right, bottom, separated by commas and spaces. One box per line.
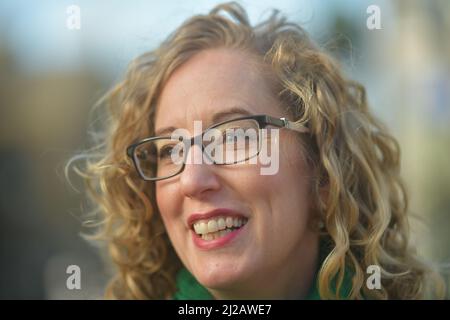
179, 144, 221, 199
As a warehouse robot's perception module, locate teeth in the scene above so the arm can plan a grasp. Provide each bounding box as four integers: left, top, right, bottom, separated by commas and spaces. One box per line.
202, 234, 213, 241
207, 220, 218, 233
195, 222, 207, 234
226, 217, 233, 228
193, 216, 247, 237
200, 228, 234, 241
218, 218, 226, 230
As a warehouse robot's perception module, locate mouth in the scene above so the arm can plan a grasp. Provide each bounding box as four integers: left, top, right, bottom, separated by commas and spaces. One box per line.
188, 208, 249, 249
192, 216, 248, 241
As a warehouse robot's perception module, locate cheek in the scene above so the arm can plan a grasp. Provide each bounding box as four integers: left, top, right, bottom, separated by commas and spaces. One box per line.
228, 136, 311, 216
233, 153, 311, 227
264, 143, 312, 231
155, 183, 180, 229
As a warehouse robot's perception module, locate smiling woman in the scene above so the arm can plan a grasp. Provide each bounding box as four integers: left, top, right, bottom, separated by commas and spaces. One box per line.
69, 2, 445, 299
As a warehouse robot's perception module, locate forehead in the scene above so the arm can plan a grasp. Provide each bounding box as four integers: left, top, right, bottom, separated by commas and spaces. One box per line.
154, 48, 280, 134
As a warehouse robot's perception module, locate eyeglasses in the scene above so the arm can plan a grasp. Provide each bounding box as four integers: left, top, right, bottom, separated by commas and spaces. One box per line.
126, 114, 309, 181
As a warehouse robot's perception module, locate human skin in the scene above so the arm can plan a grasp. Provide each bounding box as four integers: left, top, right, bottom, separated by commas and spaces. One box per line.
154, 48, 319, 299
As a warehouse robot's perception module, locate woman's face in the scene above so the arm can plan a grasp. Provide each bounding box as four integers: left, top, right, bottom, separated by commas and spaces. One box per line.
154, 48, 319, 298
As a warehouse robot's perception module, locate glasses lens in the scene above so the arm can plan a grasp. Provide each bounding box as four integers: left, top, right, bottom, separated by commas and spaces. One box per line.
204, 119, 260, 164
133, 138, 185, 180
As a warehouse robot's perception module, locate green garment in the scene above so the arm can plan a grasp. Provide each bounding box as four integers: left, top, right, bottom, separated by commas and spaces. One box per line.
173, 244, 353, 300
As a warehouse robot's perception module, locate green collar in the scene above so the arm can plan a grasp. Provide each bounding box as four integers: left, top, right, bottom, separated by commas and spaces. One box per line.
172, 267, 216, 300
172, 267, 326, 300
173, 268, 352, 300
173, 245, 353, 300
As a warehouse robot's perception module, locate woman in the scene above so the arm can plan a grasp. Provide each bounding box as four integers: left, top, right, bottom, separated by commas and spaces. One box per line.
73, 2, 445, 299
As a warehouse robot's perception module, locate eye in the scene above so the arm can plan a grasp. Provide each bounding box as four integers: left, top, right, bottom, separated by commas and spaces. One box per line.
159, 144, 175, 159
225, 130, 255, 143
223, 128, 242, 142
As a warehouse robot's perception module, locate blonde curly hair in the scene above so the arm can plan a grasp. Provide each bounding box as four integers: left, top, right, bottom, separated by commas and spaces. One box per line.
69, 2, 445, 299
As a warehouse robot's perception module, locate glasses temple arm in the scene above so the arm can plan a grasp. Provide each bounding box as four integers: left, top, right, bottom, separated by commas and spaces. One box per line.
279, 118, 309, 133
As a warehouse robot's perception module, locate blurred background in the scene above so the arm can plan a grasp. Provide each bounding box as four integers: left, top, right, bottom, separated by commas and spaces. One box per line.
0, 0, 449, 299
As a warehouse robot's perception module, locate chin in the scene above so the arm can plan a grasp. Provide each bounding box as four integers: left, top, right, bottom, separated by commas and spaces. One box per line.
194, 262, 249, 290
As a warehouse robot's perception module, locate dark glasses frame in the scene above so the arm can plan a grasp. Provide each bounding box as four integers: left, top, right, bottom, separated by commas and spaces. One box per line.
126, 114, 309, 181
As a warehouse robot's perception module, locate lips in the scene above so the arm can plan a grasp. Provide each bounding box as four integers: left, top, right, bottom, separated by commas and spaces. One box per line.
187, 208, 249, 249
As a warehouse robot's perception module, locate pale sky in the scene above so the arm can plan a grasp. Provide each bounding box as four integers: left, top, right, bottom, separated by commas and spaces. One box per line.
0, 0, 390, 76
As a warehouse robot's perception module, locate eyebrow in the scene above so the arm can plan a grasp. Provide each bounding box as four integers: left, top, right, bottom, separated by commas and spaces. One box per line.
210, 106, 252, 125
154, 125, 177, 137
154, 106, 253, 136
